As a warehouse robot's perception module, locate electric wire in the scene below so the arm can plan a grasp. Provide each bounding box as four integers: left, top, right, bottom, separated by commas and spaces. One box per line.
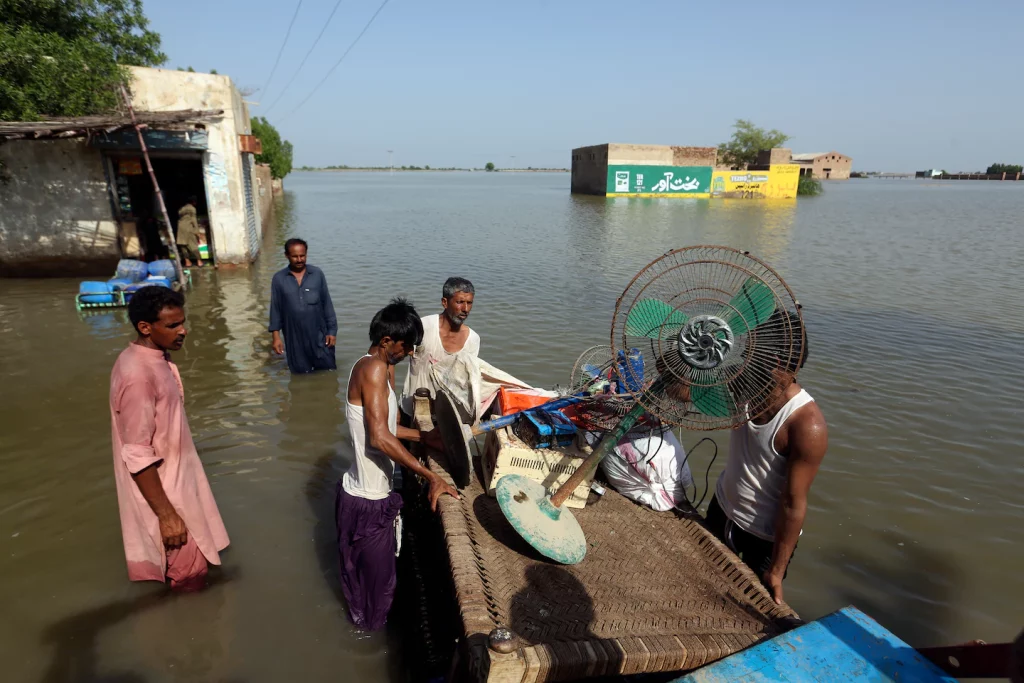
279, 0, 392, 122
263, 0, 347, 116
258, 0, 304, 105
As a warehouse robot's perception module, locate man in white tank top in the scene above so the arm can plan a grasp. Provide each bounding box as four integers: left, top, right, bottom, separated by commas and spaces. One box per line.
401, 277, 480, 418
705, 310, 828, 606
338, 298, 459, 631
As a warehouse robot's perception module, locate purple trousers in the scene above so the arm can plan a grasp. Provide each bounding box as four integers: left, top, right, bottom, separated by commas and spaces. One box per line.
335, 484, 403, 631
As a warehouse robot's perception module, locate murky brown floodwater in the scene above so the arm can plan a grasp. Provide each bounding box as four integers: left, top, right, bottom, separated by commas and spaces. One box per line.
1, 172, 1022, 682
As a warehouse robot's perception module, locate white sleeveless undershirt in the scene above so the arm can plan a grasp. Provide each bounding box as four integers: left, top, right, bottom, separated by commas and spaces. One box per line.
715, 389, 815, 541
342, 355, 398, 500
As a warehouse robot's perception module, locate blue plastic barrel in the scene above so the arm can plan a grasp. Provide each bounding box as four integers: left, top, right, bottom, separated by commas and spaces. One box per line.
124, 280, 169, 294
144, 276, 172, 288
148, 260, 177, 280
107, 278, 134, 291
113, 259, 149, 283
79, 281, 115, 304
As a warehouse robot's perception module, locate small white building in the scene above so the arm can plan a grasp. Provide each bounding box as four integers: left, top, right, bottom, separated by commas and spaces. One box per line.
0, 66, 265, 276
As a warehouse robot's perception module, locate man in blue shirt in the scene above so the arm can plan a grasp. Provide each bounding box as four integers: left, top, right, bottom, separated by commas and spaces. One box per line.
268, 238, 337, 373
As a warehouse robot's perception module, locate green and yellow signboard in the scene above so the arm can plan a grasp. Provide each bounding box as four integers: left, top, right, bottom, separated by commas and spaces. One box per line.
606, 165, 713, 197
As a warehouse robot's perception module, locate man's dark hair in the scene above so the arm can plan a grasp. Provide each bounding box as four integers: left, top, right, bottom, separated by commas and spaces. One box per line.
187, 195, 198, 206
128, 286, 185, 334
442, 277, 474, 300
764, 309, 808, 373
284, 238, 308, 254
369, 297, 424, 347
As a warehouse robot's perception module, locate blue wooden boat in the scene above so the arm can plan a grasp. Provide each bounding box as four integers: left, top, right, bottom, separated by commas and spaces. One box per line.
674, 606, 958, 682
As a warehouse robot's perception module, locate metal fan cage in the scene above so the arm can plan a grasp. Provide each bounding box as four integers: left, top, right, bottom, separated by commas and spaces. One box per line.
565, 345, 668, 438
611, 246, 804, 430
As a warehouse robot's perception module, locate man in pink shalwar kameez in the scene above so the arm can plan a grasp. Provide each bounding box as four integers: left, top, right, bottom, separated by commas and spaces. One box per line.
110, 287, 229, 590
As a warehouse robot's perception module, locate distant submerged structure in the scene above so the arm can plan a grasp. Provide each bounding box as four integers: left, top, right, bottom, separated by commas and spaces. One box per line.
570, 143, 803, 199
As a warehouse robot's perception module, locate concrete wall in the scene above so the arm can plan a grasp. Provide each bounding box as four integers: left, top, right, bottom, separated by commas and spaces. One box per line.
127, 66, 257, 263
255, 163, 274, 237
755, 148, 793, 167
570, 144, 609, 195
0, 139, 119, 276
572, 144, 718, 195
810, 152, 851, 180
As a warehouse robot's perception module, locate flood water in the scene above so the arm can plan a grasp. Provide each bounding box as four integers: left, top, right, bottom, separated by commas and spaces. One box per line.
1, 172, 1022, 682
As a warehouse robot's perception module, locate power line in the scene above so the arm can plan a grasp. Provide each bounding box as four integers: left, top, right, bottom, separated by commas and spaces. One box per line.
258, 0, 304, 105
279, 0, 392, 122
263, 0, 347, 116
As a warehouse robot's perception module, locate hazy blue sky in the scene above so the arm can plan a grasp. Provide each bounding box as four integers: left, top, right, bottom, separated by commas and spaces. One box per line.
145, 0, 1023, 171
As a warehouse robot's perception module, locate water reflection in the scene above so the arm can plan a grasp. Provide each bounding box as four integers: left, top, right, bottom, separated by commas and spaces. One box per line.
1, 174, 1022, 681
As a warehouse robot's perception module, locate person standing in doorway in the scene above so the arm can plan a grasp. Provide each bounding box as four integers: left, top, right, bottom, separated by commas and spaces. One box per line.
109, 287, 230, 591
339, 298, 457, 630
400, 277, 479, 417
175, 196, 203, 267
268, 238, 338, 374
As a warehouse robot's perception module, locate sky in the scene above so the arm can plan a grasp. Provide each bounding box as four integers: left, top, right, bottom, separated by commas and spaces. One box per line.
144, 0, 1024, 171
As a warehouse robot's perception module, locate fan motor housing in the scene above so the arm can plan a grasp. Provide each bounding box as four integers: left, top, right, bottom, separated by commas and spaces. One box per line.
678, 314, 733, 370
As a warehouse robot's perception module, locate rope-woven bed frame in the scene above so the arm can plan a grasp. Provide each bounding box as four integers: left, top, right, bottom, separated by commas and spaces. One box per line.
427, 453, 800, 682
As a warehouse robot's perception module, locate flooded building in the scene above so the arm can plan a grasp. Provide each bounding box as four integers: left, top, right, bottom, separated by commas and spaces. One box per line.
571, 144, 718, 197
790, 151, 852, 180
571, 143, 800, 199
0, 67, 266, 277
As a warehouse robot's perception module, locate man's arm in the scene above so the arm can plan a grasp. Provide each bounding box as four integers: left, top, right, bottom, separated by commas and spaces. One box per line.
269, 276, 285, 355
116, 379, 188, 550
361, 362, 458, 510
764, 407, 828, 604
321, 273, 338, 346
132, 466, 187, 549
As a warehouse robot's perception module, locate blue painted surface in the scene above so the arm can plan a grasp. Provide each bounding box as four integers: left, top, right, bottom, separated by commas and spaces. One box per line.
675, 606, 958, 683
90, 129, 208, 150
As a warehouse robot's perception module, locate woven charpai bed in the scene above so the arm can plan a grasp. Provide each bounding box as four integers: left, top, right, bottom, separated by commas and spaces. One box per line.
426, 452, 800, 682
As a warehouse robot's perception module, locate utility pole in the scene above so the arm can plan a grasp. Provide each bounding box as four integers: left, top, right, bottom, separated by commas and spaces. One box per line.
387, 150, 393, 175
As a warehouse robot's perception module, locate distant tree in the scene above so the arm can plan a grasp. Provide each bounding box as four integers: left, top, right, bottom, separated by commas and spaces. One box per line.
250, 116, 293, 179
485, 162, 496, 172
209, 68, 218, 75
986, 163, 1022, 175
0, 0, 166, 121
717, 119, 790, 169
425, 164, 430, 170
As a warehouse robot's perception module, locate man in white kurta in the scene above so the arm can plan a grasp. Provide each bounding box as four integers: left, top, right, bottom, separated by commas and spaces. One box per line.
401, 277, 479, 417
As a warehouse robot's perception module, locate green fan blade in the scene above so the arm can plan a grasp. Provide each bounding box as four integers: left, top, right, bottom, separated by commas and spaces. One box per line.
626, 299, 689, 339
724, 278, 777, 335
691, 383, 736, 418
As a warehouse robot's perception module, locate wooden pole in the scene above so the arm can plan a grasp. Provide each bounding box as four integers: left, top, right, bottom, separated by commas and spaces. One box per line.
118, 84, 187, 289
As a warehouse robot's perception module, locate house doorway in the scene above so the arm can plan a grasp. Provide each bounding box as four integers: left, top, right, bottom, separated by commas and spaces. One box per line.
107, 153, 213, 264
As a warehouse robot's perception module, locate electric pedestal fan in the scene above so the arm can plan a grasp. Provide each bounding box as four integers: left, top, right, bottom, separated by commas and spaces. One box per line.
495, 246, 804, 564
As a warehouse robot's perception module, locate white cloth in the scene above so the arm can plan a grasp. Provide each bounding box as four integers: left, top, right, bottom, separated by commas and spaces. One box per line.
715, 389, 815, 541
596, 430, 694, 512
401, 314, 480, 415
433, 354, 550, 424
343, 355, 398, 500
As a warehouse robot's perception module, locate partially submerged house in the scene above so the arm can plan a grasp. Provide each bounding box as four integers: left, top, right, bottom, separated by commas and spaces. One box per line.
0, 66, 269, 277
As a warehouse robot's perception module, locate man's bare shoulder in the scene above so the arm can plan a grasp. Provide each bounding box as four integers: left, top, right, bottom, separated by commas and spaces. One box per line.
789, 395, 828, 457
350, 355, 387, 385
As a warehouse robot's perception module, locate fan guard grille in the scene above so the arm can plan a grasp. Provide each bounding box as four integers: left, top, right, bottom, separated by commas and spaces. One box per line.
611, 246, 803, 430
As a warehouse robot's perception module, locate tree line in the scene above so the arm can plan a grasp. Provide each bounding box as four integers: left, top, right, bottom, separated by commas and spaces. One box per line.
2, 1, 293, 179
